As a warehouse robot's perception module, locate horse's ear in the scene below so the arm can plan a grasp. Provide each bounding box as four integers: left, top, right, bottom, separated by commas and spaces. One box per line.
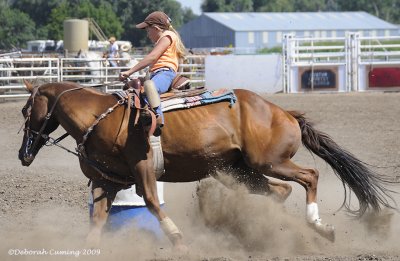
23, 79, 34, 93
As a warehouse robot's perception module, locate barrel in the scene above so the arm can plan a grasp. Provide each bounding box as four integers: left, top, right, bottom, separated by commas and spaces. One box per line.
89, 182, 165, 238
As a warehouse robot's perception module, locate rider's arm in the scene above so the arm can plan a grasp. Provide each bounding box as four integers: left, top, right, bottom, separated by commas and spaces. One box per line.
120, 36, 172, 79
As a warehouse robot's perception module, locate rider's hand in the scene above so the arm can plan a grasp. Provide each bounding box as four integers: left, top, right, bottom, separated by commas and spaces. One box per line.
119, 71, 130, 81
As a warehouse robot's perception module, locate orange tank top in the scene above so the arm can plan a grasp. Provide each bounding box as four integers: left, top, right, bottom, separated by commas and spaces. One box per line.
150, 31, 179, 72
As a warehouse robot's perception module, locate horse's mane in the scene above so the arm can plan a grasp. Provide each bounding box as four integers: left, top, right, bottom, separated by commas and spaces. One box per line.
39, 81, 108, 97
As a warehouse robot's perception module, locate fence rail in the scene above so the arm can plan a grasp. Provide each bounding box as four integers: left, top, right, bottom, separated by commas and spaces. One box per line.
0, 55, 205, 99
283, 33, 400, 93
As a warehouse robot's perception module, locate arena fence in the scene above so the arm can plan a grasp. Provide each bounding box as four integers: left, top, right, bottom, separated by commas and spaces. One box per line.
0, 55, 205, 99
283, 33, 400, 93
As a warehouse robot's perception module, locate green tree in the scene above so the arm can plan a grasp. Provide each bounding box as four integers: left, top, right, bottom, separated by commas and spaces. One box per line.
113, 0, 161, 46
0, 6, 35, 49
203, 0, 286, 12
202, 0, 400, 23
253, 0, 268, 10
11, 0, 59, 38
325, 0, 340, 11
6, 0, 194, 48
203, 0, 254, 11
7, 0, 398, 49
162, 0, 186, 28
45, 1, 71, 40
336, 0, 400, 23
202, 0, 227, 12
293, 0, 325, 11
113, 0, 188, 46
73, 0, 123, 40
43, 0, 123, 41
182, 7, 198, 24
254, 0, 294, 12
228, 0, 253, 12
0, 0, 8, 9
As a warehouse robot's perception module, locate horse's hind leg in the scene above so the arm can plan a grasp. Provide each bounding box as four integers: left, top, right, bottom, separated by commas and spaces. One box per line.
214, 166, 292, 203
261, 177, 292, 203
268, 160, 335, 241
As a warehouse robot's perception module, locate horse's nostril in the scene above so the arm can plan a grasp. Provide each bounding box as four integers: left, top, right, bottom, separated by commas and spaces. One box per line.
22, 154, 34, 166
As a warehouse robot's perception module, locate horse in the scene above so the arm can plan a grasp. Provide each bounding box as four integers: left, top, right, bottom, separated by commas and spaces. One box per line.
18, 80, 396, 250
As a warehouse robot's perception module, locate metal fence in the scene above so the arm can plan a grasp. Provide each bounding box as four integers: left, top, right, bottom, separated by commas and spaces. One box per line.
0, 55, 205, 99
283, 33, 400, 93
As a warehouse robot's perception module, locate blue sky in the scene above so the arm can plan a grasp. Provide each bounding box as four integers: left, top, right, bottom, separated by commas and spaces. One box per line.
177, 0, 202, 14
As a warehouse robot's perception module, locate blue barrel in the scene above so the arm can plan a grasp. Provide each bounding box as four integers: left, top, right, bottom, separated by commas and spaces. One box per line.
89, 182, 165, 238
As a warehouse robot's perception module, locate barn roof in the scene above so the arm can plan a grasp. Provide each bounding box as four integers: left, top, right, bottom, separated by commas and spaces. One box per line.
203, 12, 398, 31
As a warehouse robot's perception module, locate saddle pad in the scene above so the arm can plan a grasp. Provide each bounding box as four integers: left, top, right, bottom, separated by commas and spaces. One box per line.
160, 87, 207, 101
161, 89, 237, 113
112, 90, 129, 100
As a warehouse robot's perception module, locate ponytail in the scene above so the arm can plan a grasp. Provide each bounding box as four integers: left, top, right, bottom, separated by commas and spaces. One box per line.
169, 25, 186, 59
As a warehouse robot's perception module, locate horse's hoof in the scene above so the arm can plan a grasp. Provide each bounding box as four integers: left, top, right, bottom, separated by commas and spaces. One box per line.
173, 244, 189, 255
85, 230, 101, 248
85, 237, 100, 249
312, 222, 336, 242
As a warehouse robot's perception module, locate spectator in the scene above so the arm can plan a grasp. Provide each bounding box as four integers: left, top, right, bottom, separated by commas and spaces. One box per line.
105, 36, 119, 67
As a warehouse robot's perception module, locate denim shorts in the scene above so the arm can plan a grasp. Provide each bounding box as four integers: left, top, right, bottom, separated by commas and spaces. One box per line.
150, 68, 176, 94
149, 68, 176, 122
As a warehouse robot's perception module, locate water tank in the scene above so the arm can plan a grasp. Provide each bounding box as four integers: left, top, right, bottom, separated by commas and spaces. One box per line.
63, 19, 89, 52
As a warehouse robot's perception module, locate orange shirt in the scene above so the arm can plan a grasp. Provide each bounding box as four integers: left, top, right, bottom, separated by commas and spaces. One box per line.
150, 31, 179, 72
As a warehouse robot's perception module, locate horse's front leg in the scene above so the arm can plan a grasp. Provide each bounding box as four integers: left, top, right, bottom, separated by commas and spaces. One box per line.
86, 182, 116, 247
134, 157, 187, 252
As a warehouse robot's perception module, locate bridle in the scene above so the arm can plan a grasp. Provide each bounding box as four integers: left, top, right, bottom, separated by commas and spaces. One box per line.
19, 82, 155, 187
20, 86, 84, 156
19, 86, 43, 157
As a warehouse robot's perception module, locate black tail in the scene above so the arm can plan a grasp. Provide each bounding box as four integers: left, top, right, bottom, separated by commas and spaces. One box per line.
289, 111, 397, 216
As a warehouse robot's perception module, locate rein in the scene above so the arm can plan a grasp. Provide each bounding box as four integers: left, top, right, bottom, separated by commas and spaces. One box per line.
23, 86, 135, 186
22, 83, 155, 187
44, 134, 134, 186
74, 87, 158, 186
77, 97, 128, 155
23, 86, 85, 154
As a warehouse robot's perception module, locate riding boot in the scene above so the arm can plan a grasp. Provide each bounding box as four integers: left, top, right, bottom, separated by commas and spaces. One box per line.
139, 109, 153, 126
139, 108, 163, 137
153, 110, 163, 137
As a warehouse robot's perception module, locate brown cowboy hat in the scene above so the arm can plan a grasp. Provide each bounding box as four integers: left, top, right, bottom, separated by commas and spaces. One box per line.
136, 11, 171, 30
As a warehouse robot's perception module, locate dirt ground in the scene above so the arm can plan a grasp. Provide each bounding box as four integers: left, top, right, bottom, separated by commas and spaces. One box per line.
1, 91, 400, 261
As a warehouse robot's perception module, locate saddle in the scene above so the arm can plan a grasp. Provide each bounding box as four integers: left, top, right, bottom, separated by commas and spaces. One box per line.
170, 74, 191, 91
116, 77, 236, 138
123, 75, 205, 101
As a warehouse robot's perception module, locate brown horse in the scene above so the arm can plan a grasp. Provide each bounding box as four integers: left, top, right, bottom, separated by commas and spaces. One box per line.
18, 81, 395, 249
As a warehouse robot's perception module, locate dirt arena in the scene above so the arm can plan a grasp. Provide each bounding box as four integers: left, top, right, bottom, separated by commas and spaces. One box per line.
1, 91, 399, 261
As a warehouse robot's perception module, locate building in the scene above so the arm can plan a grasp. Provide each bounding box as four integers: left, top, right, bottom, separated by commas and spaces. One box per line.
179, 12, 399, 52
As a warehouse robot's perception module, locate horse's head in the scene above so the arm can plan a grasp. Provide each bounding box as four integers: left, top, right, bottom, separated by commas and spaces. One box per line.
18, 80, 59, 166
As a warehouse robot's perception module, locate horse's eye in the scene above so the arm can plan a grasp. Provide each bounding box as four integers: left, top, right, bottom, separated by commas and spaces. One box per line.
22, 105, 31, 117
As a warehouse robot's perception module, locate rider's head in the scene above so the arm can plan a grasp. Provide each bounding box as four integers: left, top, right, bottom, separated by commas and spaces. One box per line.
136, 11, 171, 30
